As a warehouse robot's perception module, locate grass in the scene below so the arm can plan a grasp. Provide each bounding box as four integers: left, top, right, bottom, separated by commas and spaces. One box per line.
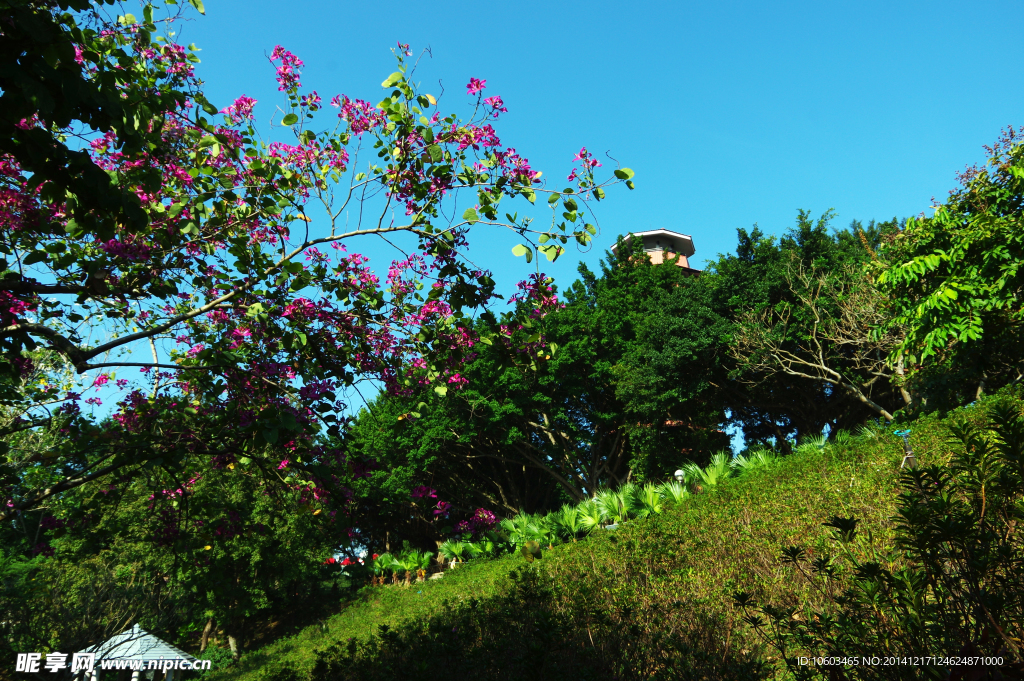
207, 396, 1007, 680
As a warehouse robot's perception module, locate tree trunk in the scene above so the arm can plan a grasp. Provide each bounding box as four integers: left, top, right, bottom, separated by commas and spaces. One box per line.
200, 618, 214, 653
228, 634, 239, 661
895, 357, 913, 406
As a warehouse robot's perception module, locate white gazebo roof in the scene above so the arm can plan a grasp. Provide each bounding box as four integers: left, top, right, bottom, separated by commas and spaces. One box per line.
81, 624, 197, 662
609, 229, 695, 257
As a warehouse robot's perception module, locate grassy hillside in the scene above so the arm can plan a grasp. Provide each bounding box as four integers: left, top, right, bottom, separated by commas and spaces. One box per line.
208, 397, 1003, 680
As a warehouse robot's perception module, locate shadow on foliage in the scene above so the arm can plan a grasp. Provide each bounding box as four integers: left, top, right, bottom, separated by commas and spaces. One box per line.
250, 567, 767, 681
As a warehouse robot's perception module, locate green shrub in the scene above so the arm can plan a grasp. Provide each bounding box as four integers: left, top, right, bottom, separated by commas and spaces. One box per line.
736, 398, 1024, 679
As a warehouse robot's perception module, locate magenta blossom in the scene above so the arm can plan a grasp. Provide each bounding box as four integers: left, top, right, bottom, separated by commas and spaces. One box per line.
433, 500, 452, 518
411, 485, 438, 499
270, 45, 304, 91
483, 95, 507, 118
466, 77, 486, 95
221, 95, 257, 123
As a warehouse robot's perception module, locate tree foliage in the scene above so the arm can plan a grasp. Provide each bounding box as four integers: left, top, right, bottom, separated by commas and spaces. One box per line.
877, 126, 1024, 406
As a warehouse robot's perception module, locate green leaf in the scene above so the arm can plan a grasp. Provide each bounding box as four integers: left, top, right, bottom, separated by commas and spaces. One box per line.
189, 0, 205, 14
522, 188, 536, 203
512, 244, 533, 263
427, 144, 443, 163
462, 208, 479, 224
626, 180, 635, 190
594, 187, 606, 200
381, 71, 404, 88
22, 251, 48, 265
262, 428, 279, 444
281, 113, 299, 126
434, 385, 448, 397
614, 168, 635, 180
547, 193, 560, 205
541, 245, 563, 262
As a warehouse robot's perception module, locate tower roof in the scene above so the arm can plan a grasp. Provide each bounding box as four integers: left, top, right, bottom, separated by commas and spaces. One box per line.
609, 229, 695, 257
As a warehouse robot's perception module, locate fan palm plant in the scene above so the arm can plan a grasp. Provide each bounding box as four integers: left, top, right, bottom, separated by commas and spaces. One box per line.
577, 499, 604, 533
415, 550, 432, 581
369, 553, 392, 586
857, 423, 880, 440
595, 488, 630, 524
439, 540, 467, 567
502, 513, 556, 548
731, 448, 779, 476
476, 529, 506, 556
633, 483, 664, 518
554, 504, 584, 540
620, 482, 641, 518
795, 433, 828, 455
684, 451, 732, 491
655, 480, 689, 505
377, 552, 402, 585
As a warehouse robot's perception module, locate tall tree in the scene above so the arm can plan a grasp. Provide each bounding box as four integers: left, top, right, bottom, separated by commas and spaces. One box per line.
0, 1, 630, 524
876, 126, 1024, 408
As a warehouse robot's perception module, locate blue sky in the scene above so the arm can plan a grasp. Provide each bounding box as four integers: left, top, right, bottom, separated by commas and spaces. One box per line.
171, 0, 1024, 295
74, 0, 1023, 426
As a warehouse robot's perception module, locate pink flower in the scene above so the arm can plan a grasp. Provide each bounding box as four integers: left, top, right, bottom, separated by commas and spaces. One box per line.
483, 95, 507, 118
433, 500, 452, 518
278, 459, 289, 469
270, 45, 304, 91
221, 95, 257, 123
411, 485, 437, 499
92, 374, 110, 387
466, 77, 486, 95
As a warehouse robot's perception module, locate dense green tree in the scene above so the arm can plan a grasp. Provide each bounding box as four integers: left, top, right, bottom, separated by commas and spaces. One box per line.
704, 211, 903, 448
0, 447, 351, 659
345, 237, 732, 549
877, 126, 1024, 409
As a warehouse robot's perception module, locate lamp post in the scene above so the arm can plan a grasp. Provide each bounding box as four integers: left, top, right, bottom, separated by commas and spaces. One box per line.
674, 469, 685, 483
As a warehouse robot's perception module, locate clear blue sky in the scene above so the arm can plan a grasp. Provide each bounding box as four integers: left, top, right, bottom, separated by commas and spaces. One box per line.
173, 0, 1023, 297
76, 0, 1023, 426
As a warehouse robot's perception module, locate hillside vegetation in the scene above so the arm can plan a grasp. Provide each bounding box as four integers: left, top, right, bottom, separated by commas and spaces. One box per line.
209, 395, 1010, 680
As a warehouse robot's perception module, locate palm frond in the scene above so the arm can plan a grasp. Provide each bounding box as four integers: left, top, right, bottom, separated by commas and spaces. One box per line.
656, 480, 689, 504
577, 499, 604, 532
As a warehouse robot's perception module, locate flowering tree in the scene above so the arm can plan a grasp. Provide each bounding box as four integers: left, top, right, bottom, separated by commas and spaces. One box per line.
0, 2, 633, 528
